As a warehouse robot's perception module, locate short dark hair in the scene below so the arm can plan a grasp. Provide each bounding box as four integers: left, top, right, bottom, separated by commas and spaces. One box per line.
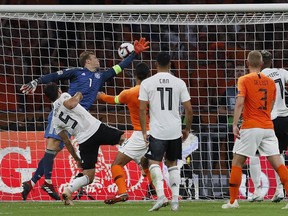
260, 50, 272, 67
79, 51, 95, 67
134, 62, 150, 81
44, 82, 59, 102
156, 52, 170, 67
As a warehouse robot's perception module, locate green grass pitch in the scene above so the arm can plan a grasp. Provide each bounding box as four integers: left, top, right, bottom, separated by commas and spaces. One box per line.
0, 201, 287, 216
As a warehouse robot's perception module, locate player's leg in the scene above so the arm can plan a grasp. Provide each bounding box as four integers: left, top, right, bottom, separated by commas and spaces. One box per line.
62, 137, 99, 206
272, 117, 288, 202
165, 137, 182, 211
22, 112, 62, 200
222, 128, 257, 209
104, 152, 132, 204
259, 128, 288, 209
249, 155, 263, 202
140, 156, 152, 185
266, 154, 288, 209
146, 136, 168, 212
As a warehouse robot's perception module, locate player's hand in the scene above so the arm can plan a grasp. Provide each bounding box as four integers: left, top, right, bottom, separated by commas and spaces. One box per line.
233, 125, 240, 139
143, 133, 150, 146
20, 79, 39, 94
134, 37, 150, 54
97, 92, 105, 100
182, 129, 189, 142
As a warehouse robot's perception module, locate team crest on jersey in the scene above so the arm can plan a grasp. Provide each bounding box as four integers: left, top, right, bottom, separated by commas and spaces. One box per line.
57, 70, 63, 75
95, 73, 101, 79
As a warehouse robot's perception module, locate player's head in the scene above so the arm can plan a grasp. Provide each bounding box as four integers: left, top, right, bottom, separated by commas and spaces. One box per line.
44, 82, 61, 102
134, 62, 150, 81
156, 52, 171, 70
246, 51, 263, 70
79, 51, 99, 71
260, 50, 272, 69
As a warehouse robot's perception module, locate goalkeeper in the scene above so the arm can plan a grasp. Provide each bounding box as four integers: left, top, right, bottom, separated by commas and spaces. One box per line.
19, 37, 149, 201
97, 62, 150, 205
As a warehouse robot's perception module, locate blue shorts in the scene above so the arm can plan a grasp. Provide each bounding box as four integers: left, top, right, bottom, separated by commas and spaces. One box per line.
44, 111, 65, 149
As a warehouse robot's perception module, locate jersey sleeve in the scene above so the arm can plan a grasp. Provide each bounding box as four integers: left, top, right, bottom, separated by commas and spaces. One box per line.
101, 53, 136, 81
237, 76, 246, 97
180, 81, 191, 102
138, 82, 149, 101
38, 68, 78, 84
58, 92, 72, 105
117, 89, 130, 104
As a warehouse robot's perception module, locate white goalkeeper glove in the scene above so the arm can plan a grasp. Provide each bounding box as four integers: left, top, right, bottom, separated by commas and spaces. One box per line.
20, 79, 39, 94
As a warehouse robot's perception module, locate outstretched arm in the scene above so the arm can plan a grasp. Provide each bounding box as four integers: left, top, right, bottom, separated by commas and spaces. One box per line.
102, 37, 150, 81
58, 130, 81, 168
20, 68, 77, 94
63, 92, 83, 110
97, 90, 128, 105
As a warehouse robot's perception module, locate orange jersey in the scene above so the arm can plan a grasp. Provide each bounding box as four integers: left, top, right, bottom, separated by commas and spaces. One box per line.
100, 85, 149, 131
237, 72, 276, 129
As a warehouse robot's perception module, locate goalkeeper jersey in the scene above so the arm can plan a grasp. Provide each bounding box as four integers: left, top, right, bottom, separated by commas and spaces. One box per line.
38, 53, 136, 110
262, 68, 288, 120
52, 92, 101, 144
139, 72, 190, 140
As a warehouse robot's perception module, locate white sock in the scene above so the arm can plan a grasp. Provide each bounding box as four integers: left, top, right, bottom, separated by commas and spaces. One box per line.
168, 166, 180, 202
149, 164, 165, 198
250, 156, 261, 190
68, 175, 89, 193
275, 154, 285, 191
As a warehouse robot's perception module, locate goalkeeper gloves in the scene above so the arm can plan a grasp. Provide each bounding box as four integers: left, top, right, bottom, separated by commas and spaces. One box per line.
134, 37, 150, 54
20, 79, 39, 94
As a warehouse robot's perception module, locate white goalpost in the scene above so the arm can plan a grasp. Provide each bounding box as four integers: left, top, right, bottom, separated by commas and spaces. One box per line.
0, 4, 287, 201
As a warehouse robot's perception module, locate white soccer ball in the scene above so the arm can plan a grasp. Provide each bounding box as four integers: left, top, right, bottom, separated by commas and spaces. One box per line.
118, 42, 134, 59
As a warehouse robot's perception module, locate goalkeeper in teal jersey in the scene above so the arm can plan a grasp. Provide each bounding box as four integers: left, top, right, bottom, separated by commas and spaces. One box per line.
20, 37, 150, 200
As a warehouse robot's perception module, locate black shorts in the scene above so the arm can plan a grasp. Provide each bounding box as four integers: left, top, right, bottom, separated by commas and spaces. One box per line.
79, 123, 124, 170
145, 135, 182, 162
273, 116, 288, 153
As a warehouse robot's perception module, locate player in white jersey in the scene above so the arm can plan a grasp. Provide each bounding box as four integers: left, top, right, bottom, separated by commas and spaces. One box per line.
261, 50, 288, 202
139, 52, 193, 211
44, 82, 125, 205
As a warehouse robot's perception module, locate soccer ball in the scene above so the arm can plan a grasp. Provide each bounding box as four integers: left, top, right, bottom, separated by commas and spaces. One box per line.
118, 42, 134, 59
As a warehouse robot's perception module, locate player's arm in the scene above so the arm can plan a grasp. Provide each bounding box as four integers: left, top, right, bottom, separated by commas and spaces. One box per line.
20, 68, 77, 94
233, 96, 244, 139
102, 37, 150, 81
58, 130, 81, 167
182, 100, 193, 142
97, 90, 128, 105
139, 100, 149, 143
63, 92, 83, 110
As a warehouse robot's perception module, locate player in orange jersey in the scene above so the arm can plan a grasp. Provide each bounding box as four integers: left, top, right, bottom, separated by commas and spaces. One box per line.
97, 62, 150, 204
222, 51, 288, 209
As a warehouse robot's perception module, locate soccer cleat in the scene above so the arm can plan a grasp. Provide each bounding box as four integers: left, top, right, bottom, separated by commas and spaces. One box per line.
171, 202, 179, 211
62, 187, 74, 206
21, 180, 32, 200
148, 196, 169, 212
282, 203, 288, 209
104, 193, 129, 205
41, 182, 61, 200
248, 188, 264, 202
271, 190, 284, 203
222, 200, 239, 209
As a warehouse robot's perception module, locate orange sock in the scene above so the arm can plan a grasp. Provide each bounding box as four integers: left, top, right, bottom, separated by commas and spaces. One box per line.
111, 165, 126, 194
276, 164, 288, 192
229, 166, 242, 204
143, 169, 152, 185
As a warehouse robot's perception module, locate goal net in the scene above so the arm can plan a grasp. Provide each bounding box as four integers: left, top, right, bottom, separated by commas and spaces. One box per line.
0, 4, 287, 201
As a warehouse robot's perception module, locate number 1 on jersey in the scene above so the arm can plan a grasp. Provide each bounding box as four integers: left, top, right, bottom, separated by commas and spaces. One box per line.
157, 87, 172, 110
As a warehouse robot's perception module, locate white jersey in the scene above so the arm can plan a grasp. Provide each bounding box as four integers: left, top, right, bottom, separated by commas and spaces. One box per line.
139, 72, 191, 140
52, 92, 101, 144
262, 68, 288, 120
